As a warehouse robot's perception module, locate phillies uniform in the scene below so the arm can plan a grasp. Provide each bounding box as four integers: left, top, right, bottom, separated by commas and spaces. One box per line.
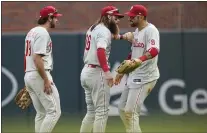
24, 26, 61, 133
118, 23, 160, 133
80, 23, 112, 133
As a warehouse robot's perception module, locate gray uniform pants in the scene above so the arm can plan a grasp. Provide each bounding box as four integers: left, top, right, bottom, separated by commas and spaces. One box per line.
80, 65, 110, 133
118, 80, 157, 133
24, 71, 61, 133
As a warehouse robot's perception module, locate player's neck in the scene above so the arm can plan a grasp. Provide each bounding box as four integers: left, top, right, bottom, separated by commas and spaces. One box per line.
39, 24, 50, 31
137, 21, 148, 31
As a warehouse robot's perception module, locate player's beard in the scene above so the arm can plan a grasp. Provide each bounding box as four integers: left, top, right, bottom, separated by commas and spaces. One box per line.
50, 21, 55, 28
130, 20, 138, 27
130, 16, 140, 27
108, 19, 119, 35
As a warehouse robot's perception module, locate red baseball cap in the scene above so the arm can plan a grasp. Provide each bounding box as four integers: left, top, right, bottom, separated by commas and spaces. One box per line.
40, 6, 62, 18
101, 6, 124, 18
125, 5, 147, 17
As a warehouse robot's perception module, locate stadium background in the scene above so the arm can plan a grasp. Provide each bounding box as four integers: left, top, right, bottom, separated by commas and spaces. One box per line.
2, 1, 207, 133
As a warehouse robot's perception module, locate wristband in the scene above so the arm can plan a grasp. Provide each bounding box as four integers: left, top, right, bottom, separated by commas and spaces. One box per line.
139, 55, 148, 62
120, 35, 124, 40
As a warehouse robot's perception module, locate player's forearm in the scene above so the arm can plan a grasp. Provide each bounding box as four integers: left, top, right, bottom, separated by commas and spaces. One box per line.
139, 47, 159, 62
97, 48, 110, 72
34, 54, 48, 81
115, 32, 134, 43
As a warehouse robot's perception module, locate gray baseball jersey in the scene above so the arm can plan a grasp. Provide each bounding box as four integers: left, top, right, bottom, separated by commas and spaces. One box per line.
127, 23, 160, 87
25, 26, 53, 72
24, 26, 61, 133
80, 23, 112, 133
83, 23, 112, 67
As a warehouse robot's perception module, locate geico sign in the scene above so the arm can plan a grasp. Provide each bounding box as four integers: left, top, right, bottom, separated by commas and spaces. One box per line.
159, 79, 207, 115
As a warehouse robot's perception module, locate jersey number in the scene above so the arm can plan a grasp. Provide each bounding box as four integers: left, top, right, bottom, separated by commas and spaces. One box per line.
85, 34, 91, 50
25, 40, 31, 56
151, 39, 155, 45
24, 40, 31, 72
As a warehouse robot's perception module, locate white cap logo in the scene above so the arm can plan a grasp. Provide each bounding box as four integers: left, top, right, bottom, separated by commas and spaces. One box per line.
107, 8, 118, 14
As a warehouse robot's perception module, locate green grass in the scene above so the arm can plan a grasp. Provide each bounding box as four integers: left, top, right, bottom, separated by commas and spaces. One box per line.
2, 113, 207, 133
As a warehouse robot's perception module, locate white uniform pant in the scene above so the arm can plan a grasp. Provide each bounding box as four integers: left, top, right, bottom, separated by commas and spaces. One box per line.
80, 65, 110, 133
24, 71, 61, 133
118, 80, 157, 133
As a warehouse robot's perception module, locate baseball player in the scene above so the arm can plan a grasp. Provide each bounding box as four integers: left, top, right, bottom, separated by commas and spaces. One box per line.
80, 6, 124, 133
114, 5, 160, 133
24, 6, 62, 133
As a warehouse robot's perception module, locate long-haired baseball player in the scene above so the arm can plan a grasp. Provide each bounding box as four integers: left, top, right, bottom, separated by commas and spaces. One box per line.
80, 6, 124, 133
114, 5, 160, 133
24, 6, 62, 133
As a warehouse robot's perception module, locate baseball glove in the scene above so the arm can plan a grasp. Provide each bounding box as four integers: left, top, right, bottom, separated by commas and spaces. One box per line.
14, 86, 32, 109
116, 59, 142, 74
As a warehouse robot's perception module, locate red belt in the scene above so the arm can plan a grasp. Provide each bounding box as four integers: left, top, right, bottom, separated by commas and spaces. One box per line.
87, 64, 99, 68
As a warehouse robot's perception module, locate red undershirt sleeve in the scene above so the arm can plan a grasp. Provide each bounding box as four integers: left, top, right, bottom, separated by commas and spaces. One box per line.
97, 48, 109, 72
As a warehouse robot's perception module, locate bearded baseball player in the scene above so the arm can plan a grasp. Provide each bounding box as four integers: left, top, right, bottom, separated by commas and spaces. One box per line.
24, 6, 62, 133
114, 5, 160, 133
80, 6, 124, 133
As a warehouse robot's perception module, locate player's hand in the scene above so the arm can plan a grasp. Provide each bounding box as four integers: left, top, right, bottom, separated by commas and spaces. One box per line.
44, 79, 53, 95
131, 58, 142, 68
114, 73, 124, 85
104, 71, 114, 88
123, 32, 134, 42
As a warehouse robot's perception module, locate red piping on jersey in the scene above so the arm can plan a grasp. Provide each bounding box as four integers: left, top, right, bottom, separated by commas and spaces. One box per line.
139, 47, 159, 62
97, 48, 109, 72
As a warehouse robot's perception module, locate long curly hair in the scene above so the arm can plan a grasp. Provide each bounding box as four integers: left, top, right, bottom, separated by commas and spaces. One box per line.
90, 15, 119, 35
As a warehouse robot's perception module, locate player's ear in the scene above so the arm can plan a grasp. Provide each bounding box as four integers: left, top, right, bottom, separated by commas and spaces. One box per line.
48, 16, 52, 22
139, 15, 144, 21
107, 15, 112, 20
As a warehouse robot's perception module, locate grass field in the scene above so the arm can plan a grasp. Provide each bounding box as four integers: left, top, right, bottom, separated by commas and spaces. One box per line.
2, 113, 207, 133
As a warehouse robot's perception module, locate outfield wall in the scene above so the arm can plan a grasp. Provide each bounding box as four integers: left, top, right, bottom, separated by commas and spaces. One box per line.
2, 31, 207, 116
